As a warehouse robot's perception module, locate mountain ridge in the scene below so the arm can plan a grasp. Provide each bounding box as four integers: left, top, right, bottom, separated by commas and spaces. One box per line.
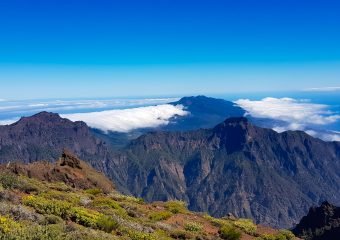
0, 100, 339, 228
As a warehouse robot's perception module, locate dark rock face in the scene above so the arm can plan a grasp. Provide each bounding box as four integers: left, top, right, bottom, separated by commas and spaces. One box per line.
0, 111, 111, 170
0, 112, 339, 229
292, 201, 340, 240
107, 117, 340, 228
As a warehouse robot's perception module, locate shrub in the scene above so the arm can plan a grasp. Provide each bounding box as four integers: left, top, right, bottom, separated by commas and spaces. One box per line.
23, 195, 71, 219
164, 201, 187, 214
85, 188, 102, 195
277, 230, 295, 240
69, 207, 102, 228
0, 173, 19, 189
256, 234, 276, 240
44, 214, 63, 224
219, 225, 242, 240
40, 190, 80, 204
0, 215, 21, 234
0, 174, 40, 193
256, 231, 296, 240
149, 211, 172, 221
127, 230, 157, 240
110, 192, 144, 204
92, 196, 121, 209
170, 229, 193, 239
203, 214, 228, 227
233, 218, 257, 235
184, 222, 203, 232
97, 215, 119, 233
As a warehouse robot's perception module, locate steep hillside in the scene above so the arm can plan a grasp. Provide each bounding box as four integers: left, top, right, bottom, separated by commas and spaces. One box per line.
0, 111, 111, 170
108, 117, 340, 228
0, 153, 295, 240
292, 201, 340, 240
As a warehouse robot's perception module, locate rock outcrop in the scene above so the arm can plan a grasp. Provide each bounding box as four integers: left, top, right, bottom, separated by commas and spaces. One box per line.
292, 201, 340, 240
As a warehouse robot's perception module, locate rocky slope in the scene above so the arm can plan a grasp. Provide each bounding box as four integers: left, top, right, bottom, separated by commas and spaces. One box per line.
0, 150, 115, 193
292, 201, 340, 240
0, 153, 295, 240
108, 117, 340, 228
0, 111, 111, 170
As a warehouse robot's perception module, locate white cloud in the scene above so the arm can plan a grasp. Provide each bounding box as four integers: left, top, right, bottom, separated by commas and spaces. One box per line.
303, 86, 340, 92
0, 97, 180, 118
235, 97, 340, 142
0, 118, 18, 126
62, 104, 189, 133
306, 130, 340, 142
235, 97, 340, 126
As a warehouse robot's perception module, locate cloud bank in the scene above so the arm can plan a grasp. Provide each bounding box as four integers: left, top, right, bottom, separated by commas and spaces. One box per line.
304, 86, 340, 92
235, 97, 340, 141
0, 97, 180, 126
62, 104, 188, 132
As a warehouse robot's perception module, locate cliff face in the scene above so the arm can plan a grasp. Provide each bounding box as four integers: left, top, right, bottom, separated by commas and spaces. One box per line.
0, 112, 339, 228
292, 201, 340, 240
108, 117, 340, 228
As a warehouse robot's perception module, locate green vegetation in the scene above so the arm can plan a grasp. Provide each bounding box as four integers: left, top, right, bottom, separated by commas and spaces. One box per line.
183, 222, 203, 232
256, 230, 295, 240
219, 225, 242, 240
0, 168, 297, 239
164, 201, 187, 214
233, 218, 257, 235
149, 211, 172, 221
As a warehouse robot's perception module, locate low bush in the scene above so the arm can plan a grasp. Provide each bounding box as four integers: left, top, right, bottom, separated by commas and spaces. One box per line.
184, 222, 203, 232
169, 229, 193, 239
92, 196, 121, 209
84, 188, 102, 195
256, 230, 296, 240
97, 215, 119, 233
44, 214, 63, 224
149, 211, 172, 221
23, 195, 71, 219
233, 218, 257, 235
219, 225, 242, 240
0, 215, 21, 234
69, 207, 102, 228
164, 201, 187, 214
0, 173, 20, 189
277, 230, 295, 240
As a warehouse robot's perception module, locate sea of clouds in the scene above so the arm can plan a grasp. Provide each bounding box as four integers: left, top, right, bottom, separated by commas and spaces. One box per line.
235, 97, 340, 141
62, 104, 188, 132
1, 96, 339, 142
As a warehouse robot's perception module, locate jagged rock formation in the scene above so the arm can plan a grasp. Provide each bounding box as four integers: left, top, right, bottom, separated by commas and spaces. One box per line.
107, 117, 340, 228
292, 201, 340, 240
0, 150, 115, 193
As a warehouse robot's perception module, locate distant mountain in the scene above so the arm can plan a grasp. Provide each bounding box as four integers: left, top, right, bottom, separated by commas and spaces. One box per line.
0, 110, 339, 228
0, 111, 111, 171
108, 117, 340, 228
292, 201, 340, 240
87, 95, 246, 148
165, 95, 246, 131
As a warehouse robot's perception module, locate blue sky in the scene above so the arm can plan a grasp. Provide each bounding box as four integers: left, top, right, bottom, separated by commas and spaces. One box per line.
0, 0, 340, 99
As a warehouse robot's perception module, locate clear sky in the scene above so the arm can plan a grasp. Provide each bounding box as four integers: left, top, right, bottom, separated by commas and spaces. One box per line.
0, 0, 339, 99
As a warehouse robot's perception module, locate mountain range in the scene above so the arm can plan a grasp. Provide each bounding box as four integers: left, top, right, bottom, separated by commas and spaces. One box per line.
0, 96, 339, 229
